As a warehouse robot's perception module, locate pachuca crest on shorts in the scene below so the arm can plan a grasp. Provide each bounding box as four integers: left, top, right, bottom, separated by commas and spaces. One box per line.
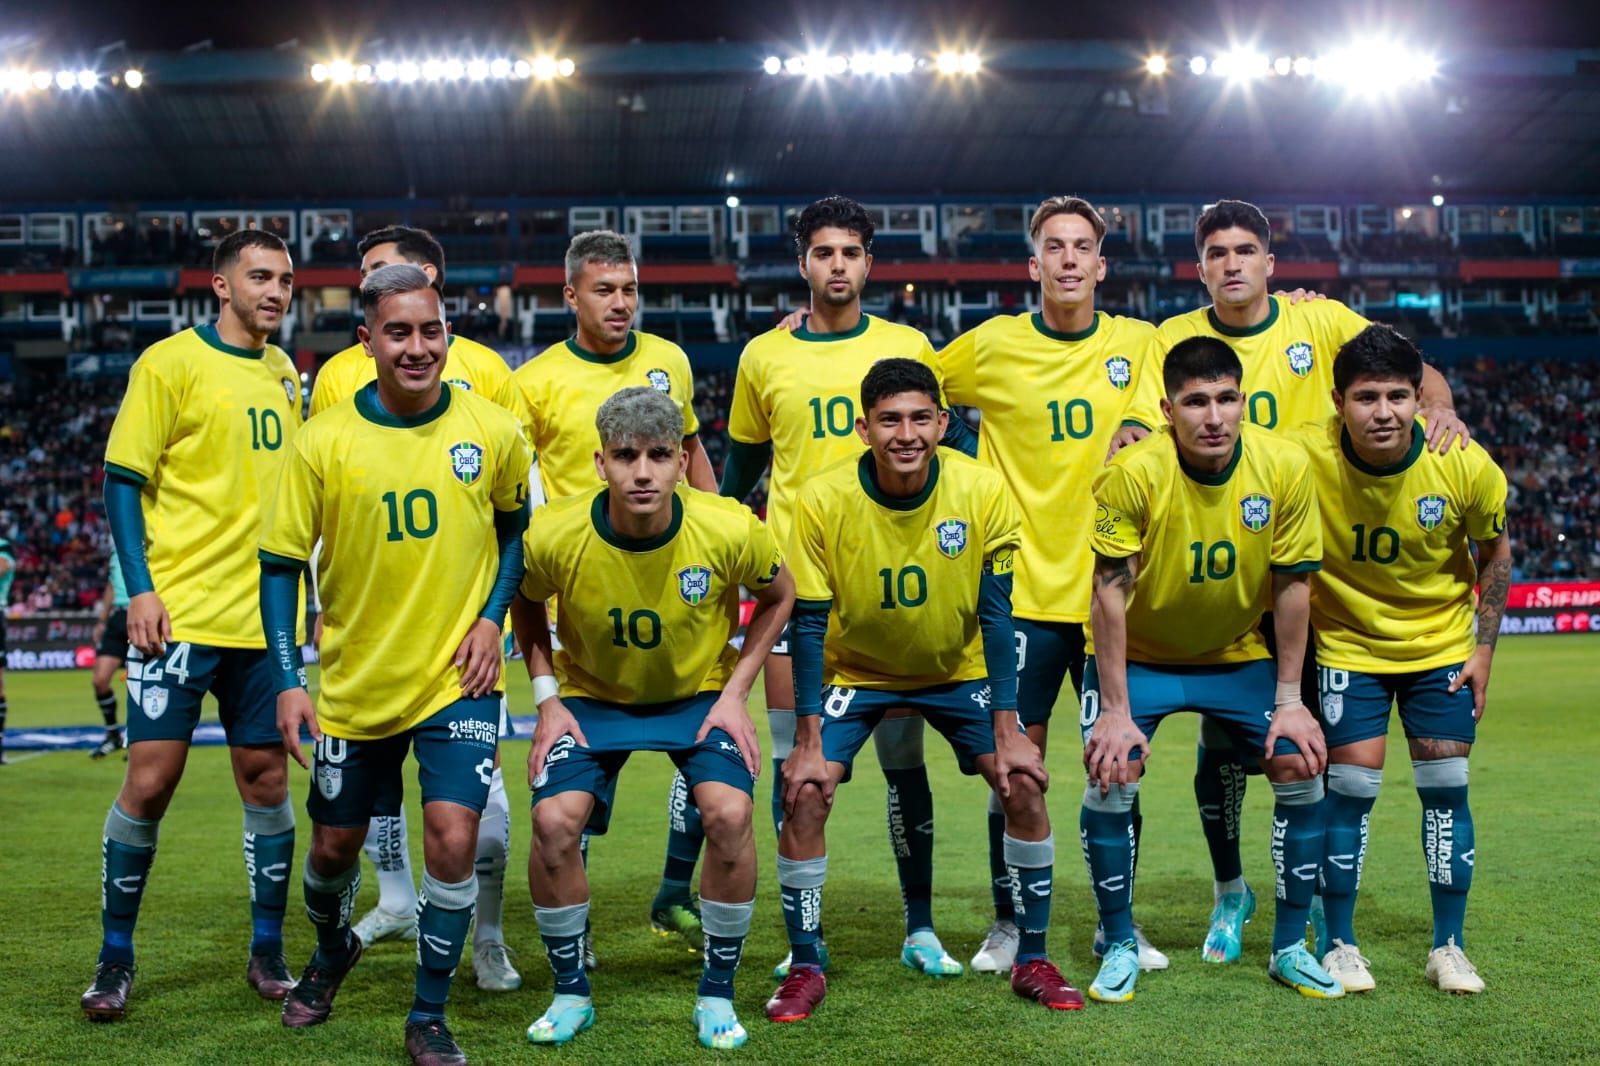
787, 450, 1021, 690
104, 324, 305, 647
309, 334, 520, 418
519, 486, 781, 704
1089, 424, 1322, 666
260, 382, 530, 740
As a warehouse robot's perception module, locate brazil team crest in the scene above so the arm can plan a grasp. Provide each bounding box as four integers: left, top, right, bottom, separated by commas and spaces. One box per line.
677, 564, 713, 605
1284, 341, 1314, 378
646, 368, 672, 393
935, 518, 969, 558
449, 441, 485, 485
1239, 493, 1273, 533
446, 377, 474, 392
1415, 494, 1449, 531
280, 377, 298, 405
1105, 356, 1132, 391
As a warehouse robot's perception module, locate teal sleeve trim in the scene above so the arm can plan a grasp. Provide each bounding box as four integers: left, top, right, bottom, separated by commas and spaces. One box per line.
257, 549, 307, 568
104, 474, 154, 597
719, 439, 772, 501
1271, 561, 1322, 574
1120, 418, 1151, 431
481, 501, 531, 623
791, 602, 830, 717
259, 560, 308, 693
104, 462, 148, 485
941, 410, 980, 458
977, 571, 1018, 711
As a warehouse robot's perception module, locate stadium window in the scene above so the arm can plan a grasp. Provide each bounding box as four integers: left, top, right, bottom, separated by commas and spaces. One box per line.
943, 204, 988, 238
628, 207, 674, 235
569, 206, 618, 233
1099, 204, 1136, 241
1294, 206, 1332, 234
1262, 206, 1294, 235
1457, 207, 1488, 235
1551, 207, 1583, 235
27, 214, 76, 247
993, 205, 1026, 233
678, 288, 712, 309
27, 295, 66, 319
742, 206, 780, 235
1356, 205, 1391, 235
0, 294, 24, 320
887, 206, 924, 232
1490, 207, 1523, 234
0, 215, 22, 243
1394, 207, 1432, 234
1585, 206, 1600, 234
193, 212, 243, 242
1159, 204, 1193, 232
676, 207, 715, 235
133, 299, 176, 319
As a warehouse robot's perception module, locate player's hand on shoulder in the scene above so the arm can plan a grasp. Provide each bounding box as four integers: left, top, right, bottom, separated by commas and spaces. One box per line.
527, 696, 587, 788
1420, 404, 1472, 455
1275, 287, 1327, 303
454, 617, 504, 697
275, 688, 319, 771
1264, 702, 1327, 778
776, 306, 811, 332
1083, 703, 1146, 793
698, 693, 762, 777
1106, 424, 1148, 461
127, 590, 171, 657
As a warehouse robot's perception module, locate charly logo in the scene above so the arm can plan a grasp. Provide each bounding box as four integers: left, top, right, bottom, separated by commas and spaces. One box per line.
1105, 356, 1132, 391
1285, 341, 1314, 378
280, 377, 298, 405
1415, 494, 1448, 531
677, 564, 713, 605
646, 368, 672, 393
449, 441, 484, 485
1240, 493, 1273, 533
935, 518, 969, 558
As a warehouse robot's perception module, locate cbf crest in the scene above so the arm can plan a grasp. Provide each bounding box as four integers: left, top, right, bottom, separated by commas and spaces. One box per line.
677, 564, 713, 605
446, 377, 474, 392
280, 376, 298, 406
1239, 493, 1273, 533
935, 518, 969, 558
646, 368, 672, 393
449, 441, 485, 485
1285, 341, 1315, 378
1105, 356, 1132, 391
1415, 494, 1448, 531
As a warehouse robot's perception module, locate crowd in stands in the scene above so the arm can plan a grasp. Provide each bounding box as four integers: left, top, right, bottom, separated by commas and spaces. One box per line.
3, 358, 1595, 619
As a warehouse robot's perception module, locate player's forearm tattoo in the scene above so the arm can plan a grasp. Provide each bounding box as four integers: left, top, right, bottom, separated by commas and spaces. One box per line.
1476, 557, 1512, 649
1094, 555, 1134, 592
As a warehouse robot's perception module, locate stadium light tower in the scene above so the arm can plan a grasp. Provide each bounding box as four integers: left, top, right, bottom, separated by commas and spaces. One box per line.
1145, 54, 1167, 76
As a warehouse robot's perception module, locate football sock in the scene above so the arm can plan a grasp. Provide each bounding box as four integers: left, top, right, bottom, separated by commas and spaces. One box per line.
768, 708, 796, 836
697, 897, 754, 1000
1269, 777, 1326, 952
985, 791, 1015, 922
777, 854, 827, 968
1195, 722, 1248, 883
472, 768, 510, 947
1080, 784, 1137, 946
365, 810, 419, 916
96, 689, 120, 727
302, 855, 360, 968
535, 900, 592, 997
99, 803, 159, 965
1324, 764, 1382, 948
654, 769, 703, 911
876, 717, 934, 935
242, 798, 295, 955
1005, 832, 1055, 963
411, 872, 477, 1024
1415, 757, 1474, 948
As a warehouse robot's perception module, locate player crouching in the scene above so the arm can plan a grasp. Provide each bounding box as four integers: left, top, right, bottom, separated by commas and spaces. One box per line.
766, 358, 1081, 1024
513, 387, 794, 1050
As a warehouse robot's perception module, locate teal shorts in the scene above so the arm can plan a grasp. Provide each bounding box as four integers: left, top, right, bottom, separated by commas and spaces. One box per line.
817, 679, 1004, 782
1014, 617, 1087, 728
1318, 663, 1476, 748
125, 642, 278, 747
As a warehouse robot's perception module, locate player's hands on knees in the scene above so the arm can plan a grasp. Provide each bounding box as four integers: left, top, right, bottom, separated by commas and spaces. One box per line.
454, 618, 504, 697
781, 743, 832, 817
1264, 702, 1327, 778
127, 591, 171, 657
1275, 287, 1327, 303
776, 306, 811, 332
276, 688, 320, 770
1419, 405, 1472, 455
1448, 646, 1494, 721
527, 699, 587, 789
699, 693, 762, 778
1083, 706, 1146, 793
1106, 425, 1148, 461
992, 715, 1049, 798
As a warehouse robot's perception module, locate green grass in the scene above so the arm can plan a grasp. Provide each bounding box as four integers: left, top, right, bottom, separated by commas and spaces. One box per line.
3, 636, 1598, 1064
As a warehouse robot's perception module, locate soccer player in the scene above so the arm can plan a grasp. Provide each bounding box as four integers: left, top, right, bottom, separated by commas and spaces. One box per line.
89, 545, 132, 759
82, 230, 304, 1022
1107, 200, 1469, 965
939, 195, 1168, 973
513, 387, 792, 1049
766, 358, 1080, 1023
260, 264, 530, 1066
722, 196, 974, 978
1081, 335, 1338, 1003
0, 535, 11, 764
308, 225, 521, 992
514, 229, 719, 947
1287, 325, 1509, 994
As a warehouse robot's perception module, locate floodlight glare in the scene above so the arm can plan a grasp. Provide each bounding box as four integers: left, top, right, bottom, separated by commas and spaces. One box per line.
399, 60, 421, 82
490, 58, 512, 79
512, 59, 531, 79
959, 51, 980, 74
1146, 55, 1168, 76
1432, 194, 1445, 207
849, 52, 872, 75
329, 60, 355, 85
1273, 56, 1291, 76
763, 55, 781, 75
935, 51, 961, 74
531, 55, 558, 80
827, 54, 848, 75
376, 61, 398, 82
422, 59, 445, 81
467, 59, 490, 81
556, 57, 576, 77
1292, 56, 1313, 76
1189, 55, 1208, 75
443, 59, 465, 80
356, 63, 373, 83
76, 69, 98, 89
726, 195, 740, 208
55, 70, 75, 90
892, 52, 914, 74
1213, 49, 1268, 81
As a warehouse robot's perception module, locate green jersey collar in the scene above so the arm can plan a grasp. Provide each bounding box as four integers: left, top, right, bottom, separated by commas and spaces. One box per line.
591, 489, 683, 551
1031, 310, 1100, 343
196, 322, 266, 360
1177, 435, 1243, 486
566, 332, 639, 364
1341, 420, 1424, 476
354, 380, 453, 428
857, 450, 940, 511
793, 314, 871, 342
1206, 296, 1280, 338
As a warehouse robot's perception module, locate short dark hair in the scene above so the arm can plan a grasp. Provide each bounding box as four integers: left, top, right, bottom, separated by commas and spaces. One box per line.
860, 357, 940, 412
1163, 336, 1243, 397
795, 196, 874, 257
357, 225, 447, 286
1029, 195, 1107, 252
1333, 323, 1425, 392
1195, 200, 1271, 259
213, 230, 289, 275
360, 263, 437, 322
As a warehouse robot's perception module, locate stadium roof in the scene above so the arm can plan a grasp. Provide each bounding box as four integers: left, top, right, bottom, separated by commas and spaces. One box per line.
3, 40, 1600, 203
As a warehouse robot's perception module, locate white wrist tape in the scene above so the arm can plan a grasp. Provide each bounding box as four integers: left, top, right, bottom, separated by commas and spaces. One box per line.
531, 675, 560, 705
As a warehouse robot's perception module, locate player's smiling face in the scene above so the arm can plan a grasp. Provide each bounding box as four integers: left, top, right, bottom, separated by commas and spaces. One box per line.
800, 226, 871, 309
1163, 375, 1244, 470
596, 437, 686, 524
1337, 374, 1419, 464
1029, 212, 1106, 311
1199, 226, 1274, 314
567, 259, 639, 350
360, 288, 449, 408
856, 389, 948, 487
217, 245, 294, 341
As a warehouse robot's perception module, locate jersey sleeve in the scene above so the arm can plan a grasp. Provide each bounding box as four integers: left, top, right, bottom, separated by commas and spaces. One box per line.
1270, 447, 1323, 572
485, 360, 524, 421
104, 353, 182, 481
670, 347, 702, 437
1089, 462, 1148, 558
1121, 330, 1168, 431
727, 347, 771, 445
1320, 299, 1372, 348
938, 329, 980, 407
981, 475, 1023, 566
491, 415, 534, 512
308, 355, 349, 418
517, 506, 557, 603
732, 508, 784, 590
512, 366, 543, 453
1463, 449, 1509, 541
785, 489, 833, 603
259, 436, 322, 564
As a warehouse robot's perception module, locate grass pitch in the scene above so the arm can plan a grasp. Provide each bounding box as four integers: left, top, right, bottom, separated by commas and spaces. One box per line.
2, 635, 1597, 1064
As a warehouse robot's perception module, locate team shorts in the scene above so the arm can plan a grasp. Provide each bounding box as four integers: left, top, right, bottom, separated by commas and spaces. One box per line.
1318, 663, 1476, 748
307, 695, 501, 829
770, 618, 792, 657
1080, 656, 1307, 762
125, 642, 279, 747
530, 692, 755, 835
1014, 617, 1087, 728
818, 679, 1007, 782
97, 608, 129, 660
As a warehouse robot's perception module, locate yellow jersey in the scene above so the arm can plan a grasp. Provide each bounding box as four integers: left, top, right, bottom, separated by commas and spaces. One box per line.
519, 487, 781, 704
104, 324, 304, 647
514, 331, 701, 500
940, 310, 1152, 623
1287, 416, 1508, 673
309, 334, 520, 418
1089, 425, 1322, 665
788, 451, 1021, 690
728, 314, 941, 548
260, 383, 531, 740
1124, 296, 1368, 434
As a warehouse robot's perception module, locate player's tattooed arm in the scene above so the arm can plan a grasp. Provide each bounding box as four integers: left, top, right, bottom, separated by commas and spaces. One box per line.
1474, 546, 1512, 650
1092, 551, 1138, 593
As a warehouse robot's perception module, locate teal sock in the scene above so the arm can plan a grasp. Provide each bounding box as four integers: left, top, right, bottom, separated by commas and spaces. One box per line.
411, 873, 476, 1024
535, 900, 592, 997
777, 854, 826, 968
1195, 740, 1248, 883
883, 765, 935, 934
1269, 779, 1326, 951
1417, 769, 1474, 948
302, 857, 359, 966
1323, 766, 1381, 949
1080, 788, 1136, 946
1005, 833, 1055, 962
100, 804, 159, 965
243, 800, 295, 954
697, 898, 753, 999
655, 771, 702, 908
985, 795, 1014, 922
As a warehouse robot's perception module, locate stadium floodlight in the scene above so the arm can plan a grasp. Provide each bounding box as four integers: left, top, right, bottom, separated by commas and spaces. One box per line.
849, 52, 873, 75
1146, 54, 1168, 76
892, 52, 915, 74
76, 69, 98, 90
1188, 55, 1208, 75
935, 50, 962, 74
1, 69, 28, 93
356, 63, 374, 83
1212, 49, 1268, 81
467, 59, 490, 81
443, 59, 465, 80
784, 55, 804, 75
55, 70, 75, 90
311, 63, 328, 83
399, 60, 421, 82
1273, 55, 1291, 76
512, 59, 531, 79
490, 58, 512, 79
726, 195, 740, 208
1432, 194, 1445, 207
376, 61, 397, 82
959, 51, 980, 74
1292, 55, 1314, 76
557, 57, 576, 77
1314, 41, 1437, 95
763, 55, 782, 75
531, 55, 558, 80
827, 54, 848, 75
422, 59, 444, 82
329, 60, 355, 85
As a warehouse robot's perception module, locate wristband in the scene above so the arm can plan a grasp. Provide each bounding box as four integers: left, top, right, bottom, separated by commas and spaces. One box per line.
1275, 681, 1302, 706
531, 674, 560, 705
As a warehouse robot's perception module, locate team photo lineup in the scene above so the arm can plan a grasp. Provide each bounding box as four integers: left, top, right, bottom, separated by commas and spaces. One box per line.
4, 11, 1599, 1064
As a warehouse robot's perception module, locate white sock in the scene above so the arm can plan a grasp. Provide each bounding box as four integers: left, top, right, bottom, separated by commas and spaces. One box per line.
364, 810, 419, 915
473, 768, 510, 946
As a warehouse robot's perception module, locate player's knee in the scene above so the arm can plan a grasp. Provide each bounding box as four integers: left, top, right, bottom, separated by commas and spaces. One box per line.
1409, 737, 1472, 763
309, 826, 364, 871
696, 791, 754, 847
1412, 755, 1469, 790
873, 716, 925, 769
233, 748, 288, 805
1081, 781, 1139, 814
530, 800, 585, 861
788, 782, 831, 826
1268, 775, 1325, 805
999, 770, 1044, 810
1327, 762, 1383, 799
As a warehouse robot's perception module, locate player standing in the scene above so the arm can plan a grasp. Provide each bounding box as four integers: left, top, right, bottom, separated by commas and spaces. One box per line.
88, 545, 132, 758
81, 230, 304, 1021
939, 195, 1167, 972
1287, 325, 1509, 994
1081, 336, 1338, 1002
261, 264, 530, 1065
514, 386, 792, 1049
765, 358, 1080, 1022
